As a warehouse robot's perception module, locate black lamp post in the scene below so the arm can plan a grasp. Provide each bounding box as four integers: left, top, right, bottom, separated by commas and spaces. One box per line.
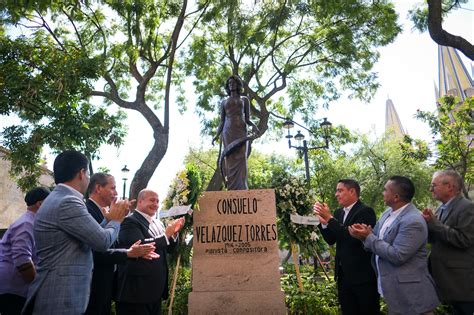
121, 165, 130, 199
283, 117, 332, 185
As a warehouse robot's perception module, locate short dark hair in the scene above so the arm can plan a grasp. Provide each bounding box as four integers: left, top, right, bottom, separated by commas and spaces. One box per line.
388, 175, 415, 202
338, 179, 361, 197
87, 173, 113, 196
25, 187, 50, 206
53, 150, 89, 184
224, 75, 244, 96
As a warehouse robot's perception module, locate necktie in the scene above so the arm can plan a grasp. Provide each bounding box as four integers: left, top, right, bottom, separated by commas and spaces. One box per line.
149, 220, 161, 237
438, 205, 447, 221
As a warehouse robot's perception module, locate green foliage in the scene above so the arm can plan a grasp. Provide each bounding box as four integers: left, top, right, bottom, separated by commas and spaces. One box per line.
183, 0, 401, 139
409, 0, 467, 32
402, 96, 473, 196
1, 0, 207, 194
183, 147, 220, 189
0, 31, 127, 190
162, 266, 192, 315
281, 264, 339, 315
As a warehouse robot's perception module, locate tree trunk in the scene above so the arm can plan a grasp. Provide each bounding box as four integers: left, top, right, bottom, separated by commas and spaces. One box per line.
129, 129, 168, 200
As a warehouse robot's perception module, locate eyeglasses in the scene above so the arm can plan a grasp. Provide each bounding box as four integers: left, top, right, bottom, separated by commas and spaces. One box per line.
429, 182, 448, 189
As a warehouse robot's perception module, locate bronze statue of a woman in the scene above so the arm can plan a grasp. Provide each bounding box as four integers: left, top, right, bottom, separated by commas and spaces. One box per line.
212, 75, 259, 190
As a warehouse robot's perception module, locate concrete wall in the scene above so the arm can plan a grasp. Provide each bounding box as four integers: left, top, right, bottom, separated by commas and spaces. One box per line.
0, 147, 54, 229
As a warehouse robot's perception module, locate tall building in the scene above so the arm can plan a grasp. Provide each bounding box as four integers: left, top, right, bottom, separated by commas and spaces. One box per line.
385, 98, 405, 138
437, 45, 473, 100
436, 45, 473, 198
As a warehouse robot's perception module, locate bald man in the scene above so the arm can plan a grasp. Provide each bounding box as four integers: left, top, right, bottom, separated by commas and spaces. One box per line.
115, 189, 184, 315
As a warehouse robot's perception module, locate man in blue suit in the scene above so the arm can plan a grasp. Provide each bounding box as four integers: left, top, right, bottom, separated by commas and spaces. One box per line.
23, 150, 131, 315
349, 176, 439, 315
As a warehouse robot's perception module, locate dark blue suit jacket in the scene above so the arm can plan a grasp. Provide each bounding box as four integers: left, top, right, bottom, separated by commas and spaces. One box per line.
85, 199, 128, 315
115, 211, 177, 304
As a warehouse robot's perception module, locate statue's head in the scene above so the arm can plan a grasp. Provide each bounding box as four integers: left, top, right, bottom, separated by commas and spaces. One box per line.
225, 75, 244, 96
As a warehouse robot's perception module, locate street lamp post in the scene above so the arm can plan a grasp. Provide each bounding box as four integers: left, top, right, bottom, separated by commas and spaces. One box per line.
121, 165, 130, 199
283, 118, 332, 185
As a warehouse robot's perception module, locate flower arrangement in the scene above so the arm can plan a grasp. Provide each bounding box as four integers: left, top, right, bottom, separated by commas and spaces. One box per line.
274, 174, 327, 257
162, 163, 203, 267
162, 164, 202, 211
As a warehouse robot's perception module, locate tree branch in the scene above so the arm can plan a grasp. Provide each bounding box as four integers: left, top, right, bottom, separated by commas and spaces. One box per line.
428, 0, 474, 60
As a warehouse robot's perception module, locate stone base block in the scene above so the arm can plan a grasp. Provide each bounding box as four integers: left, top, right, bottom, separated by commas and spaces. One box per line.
188, 290, 286, 315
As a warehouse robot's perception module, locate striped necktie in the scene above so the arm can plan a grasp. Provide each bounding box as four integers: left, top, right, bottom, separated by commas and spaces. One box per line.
149, 220, 161, 237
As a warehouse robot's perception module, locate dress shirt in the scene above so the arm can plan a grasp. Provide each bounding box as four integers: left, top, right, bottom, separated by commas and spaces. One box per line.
135, 210, 169, 244
375, 203, 409, 296
438, 196, 455, 221
0, 210, 36, 297
342, 201, 357, 223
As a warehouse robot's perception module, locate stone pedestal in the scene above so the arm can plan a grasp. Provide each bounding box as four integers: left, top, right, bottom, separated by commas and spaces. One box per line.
188, 189, 286, 314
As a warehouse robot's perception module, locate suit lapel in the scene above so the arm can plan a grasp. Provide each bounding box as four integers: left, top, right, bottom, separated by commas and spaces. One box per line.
86, 199, 104, 223
343, 201, 362, 226
133, 211, 153, 238
374, 209, 391, 237
442, 195, 463, 223
383, 204, 413, 241
334, 208, 344, 223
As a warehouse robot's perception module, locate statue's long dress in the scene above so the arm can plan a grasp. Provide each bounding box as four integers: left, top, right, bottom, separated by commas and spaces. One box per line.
221, 96, 249, 190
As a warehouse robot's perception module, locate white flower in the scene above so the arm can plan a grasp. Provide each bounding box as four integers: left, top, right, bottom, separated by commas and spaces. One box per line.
310, 231, 318, 241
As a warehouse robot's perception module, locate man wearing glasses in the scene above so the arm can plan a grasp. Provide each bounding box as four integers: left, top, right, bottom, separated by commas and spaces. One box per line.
423, 169, 474, 315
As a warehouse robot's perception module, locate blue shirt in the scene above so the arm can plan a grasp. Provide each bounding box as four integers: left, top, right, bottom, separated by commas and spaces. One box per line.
0, 210, 36, 297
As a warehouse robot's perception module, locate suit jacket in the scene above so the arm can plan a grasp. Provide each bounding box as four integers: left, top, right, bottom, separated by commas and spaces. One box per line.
427, 195, 474, 302
22, 184, 121, 315
115, 211, 178, 304
318, 200, 377, 286
364, 203, 439, 315
85, 199, 128, 315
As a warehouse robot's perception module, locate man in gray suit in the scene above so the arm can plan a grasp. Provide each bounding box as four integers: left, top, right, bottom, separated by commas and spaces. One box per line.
423, 169, 474, 315
349, 176, 439, 315
23, 150, 131, 315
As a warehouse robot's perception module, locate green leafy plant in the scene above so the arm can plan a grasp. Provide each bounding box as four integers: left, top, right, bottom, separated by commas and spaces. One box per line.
281, 264, 339, 314
162, 266, 192, 315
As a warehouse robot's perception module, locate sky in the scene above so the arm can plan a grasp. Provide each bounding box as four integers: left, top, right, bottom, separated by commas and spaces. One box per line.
2, 0, 473, 206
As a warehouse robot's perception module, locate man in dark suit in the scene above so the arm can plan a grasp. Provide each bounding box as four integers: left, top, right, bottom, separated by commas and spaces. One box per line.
314, 179, 379, 315
115, 189, 184, 315
85, 173, 157, 315
423, 169, 474, 315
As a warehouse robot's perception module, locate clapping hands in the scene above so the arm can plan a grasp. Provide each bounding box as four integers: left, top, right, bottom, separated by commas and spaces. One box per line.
348, 223, 372, 241
127, 240, 160, 260
104, 197, 132, 223
313, 202, 332, 225
165, 217, 185, 238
